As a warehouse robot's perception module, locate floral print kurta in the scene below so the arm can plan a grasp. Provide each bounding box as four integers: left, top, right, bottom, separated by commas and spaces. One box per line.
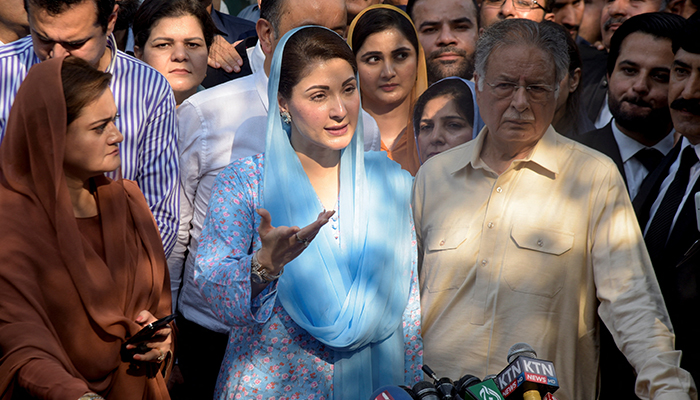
194, 154, 423, 399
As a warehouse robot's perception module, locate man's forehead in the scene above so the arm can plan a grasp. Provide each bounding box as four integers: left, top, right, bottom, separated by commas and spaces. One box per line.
28, 0, 99, 27
675, 48, 700, 68
618, 33, 671, 57
413, 0, 477, 20
283, 0, 345, 27
553, 0, 579, 6
606, 0, 663, 11
28, 5, 103, 49
485, 46, 555, 78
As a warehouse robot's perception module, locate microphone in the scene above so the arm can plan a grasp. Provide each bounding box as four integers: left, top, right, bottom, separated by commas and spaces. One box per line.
464, 378, 507, 400
455, 374, 481, 398
507, 342, 537, 363
370, 386, 417, 400
412, 381, 440, 400
494, 343, 559, 400
422, 365, 458, 399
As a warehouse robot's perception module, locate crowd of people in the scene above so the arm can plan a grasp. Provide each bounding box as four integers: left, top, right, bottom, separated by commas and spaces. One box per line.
0, 0, 699, 399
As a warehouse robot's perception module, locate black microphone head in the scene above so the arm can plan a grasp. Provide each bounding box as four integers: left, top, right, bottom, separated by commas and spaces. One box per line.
507, 342, 537, 363
398, 385, 420, 400
412, 381, 440, 400
435, 377, 457, 399
455, 374, 481, 393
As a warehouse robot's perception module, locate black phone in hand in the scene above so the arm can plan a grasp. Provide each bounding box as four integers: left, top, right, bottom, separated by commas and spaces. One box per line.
122, 313, 176, 355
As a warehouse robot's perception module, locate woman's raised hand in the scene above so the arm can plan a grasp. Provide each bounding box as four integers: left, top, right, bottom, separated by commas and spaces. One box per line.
255, 208, 335, 276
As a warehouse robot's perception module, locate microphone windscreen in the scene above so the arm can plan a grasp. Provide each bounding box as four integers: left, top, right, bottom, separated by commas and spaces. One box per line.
456, 374, 481, 394
370, 386, 415, 400
413, 381, 441, 400
507, 342, 537, 363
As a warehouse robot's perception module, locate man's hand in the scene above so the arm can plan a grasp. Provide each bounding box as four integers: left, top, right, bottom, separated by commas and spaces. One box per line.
207, 35, 244, 73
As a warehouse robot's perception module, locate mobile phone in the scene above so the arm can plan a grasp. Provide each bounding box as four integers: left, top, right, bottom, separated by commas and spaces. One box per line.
124, 313, 176, 346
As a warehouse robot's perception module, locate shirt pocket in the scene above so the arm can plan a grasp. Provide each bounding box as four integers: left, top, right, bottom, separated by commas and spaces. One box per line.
422, 227, 470, 293
503, 225, 574, 298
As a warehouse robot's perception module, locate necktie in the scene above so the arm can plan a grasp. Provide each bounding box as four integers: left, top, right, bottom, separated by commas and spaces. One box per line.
634, 148, 664, 172
645, 146, 698, 257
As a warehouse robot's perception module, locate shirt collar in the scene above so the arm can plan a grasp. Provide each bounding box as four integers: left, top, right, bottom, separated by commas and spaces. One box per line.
611, 119, 675, 162
104, 34, 118, 74
680, 136, 700, 161
255, 52, 269, 112
447, 125, 561, 176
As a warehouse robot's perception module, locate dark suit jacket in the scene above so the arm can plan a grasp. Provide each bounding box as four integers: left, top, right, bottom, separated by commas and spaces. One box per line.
577, 122, 638, 400
581, 75, 608, 124
578, 41, 609, 124
201, 10, 257, 89
633, 141, 700, 380
577, 122, 627, 185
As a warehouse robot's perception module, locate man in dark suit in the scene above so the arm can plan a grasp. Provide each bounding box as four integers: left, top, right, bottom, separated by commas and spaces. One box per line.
577, 14, 686, 400
578, 13, 684, 201
579, 0, 668, 127
633, 13, 700, 382
201, 0, 257, 88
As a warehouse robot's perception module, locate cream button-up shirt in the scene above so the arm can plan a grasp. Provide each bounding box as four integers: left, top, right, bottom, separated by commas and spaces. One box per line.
412, 126, 696, 400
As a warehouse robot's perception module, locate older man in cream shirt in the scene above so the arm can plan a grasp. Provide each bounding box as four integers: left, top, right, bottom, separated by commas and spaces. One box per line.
412, 19, 696, 400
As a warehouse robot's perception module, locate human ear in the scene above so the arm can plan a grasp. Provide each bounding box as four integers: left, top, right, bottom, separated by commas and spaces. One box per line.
278, 95, 289, 114
257, 18, 275, 57
569, 67, 582, 93
105, 4, 119, 37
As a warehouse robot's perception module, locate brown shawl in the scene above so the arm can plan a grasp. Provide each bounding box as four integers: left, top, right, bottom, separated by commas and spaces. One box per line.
0, 58, 172, 399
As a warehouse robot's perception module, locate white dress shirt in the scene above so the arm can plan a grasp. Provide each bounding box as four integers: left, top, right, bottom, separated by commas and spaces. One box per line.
645, 137, 700, 241
611, 120, 674, 200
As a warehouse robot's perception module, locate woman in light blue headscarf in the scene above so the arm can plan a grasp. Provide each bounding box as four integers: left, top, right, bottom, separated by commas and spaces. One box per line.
193, 26, 423, 399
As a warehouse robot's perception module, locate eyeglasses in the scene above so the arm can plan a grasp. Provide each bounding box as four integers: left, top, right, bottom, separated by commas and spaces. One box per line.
481, 0, 548, 12
485, 81, 555, 102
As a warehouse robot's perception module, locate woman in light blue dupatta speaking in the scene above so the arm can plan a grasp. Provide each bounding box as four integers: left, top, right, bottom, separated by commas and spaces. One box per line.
193, 26, 423, 399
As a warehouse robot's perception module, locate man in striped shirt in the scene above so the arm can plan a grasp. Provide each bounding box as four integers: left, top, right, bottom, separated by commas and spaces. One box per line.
0, 0, 179, 256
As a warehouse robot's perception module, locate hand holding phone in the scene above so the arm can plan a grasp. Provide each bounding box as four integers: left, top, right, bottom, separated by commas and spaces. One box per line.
125, 313, 176, 346
121, 312, 175, 362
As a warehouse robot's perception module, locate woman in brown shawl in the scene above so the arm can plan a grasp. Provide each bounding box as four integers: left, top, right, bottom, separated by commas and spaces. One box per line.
0, 56, 172, 400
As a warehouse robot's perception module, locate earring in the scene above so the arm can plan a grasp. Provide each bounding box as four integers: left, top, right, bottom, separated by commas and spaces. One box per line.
280, 110, 292, 124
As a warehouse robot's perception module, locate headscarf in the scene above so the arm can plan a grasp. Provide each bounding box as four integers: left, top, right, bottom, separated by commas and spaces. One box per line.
0, 57, 171, 399
413, 77, 484, 164
263, 27, 415, 399
348, 4, 428, 175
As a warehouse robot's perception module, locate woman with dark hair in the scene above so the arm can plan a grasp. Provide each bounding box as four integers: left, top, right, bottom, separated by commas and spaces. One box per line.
194, 26, 422, 399
133, 0, 215, 105
348, 4, 428, 175
0, 56, 173, 399
412, 77, 480, 163
545, 21, 595, 138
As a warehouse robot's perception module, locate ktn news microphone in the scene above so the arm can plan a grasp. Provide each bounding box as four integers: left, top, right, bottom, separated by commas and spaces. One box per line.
494, 343, 559, 400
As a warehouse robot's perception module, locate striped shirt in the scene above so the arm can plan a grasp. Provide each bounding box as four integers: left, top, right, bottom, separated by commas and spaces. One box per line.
0, 35, 179, 256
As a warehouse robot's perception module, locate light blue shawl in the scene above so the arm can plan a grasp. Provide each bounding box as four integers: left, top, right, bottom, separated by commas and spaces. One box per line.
262, 26, 415, 398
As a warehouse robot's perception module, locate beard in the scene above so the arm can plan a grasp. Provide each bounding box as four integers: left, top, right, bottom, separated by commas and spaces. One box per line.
426, 46, 475, 84
609, 93, 672, 142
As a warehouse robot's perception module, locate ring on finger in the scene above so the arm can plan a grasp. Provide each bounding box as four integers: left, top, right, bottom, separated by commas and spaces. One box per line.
295, 232, 309, 247
157, 350, 166, 362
